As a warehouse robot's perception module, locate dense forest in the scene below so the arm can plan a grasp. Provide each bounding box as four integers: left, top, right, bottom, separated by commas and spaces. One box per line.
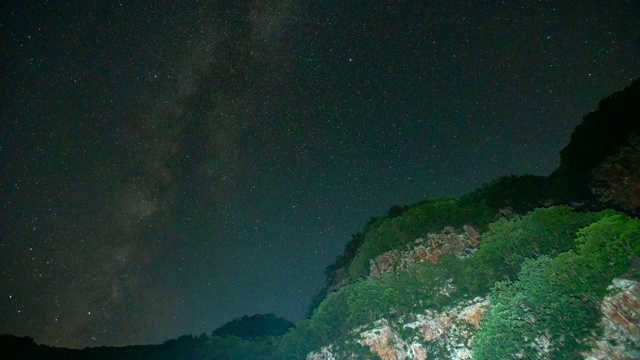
3, 80, 639, 359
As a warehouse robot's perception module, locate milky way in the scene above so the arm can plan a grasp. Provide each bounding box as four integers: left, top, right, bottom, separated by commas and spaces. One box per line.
1, 0, 639, 348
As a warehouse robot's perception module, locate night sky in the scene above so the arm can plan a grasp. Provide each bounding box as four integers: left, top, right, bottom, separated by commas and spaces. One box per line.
1, 0, 639, 348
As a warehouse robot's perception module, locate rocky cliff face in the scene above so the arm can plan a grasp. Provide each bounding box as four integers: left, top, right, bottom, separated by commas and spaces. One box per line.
591, 136, 640, 215
307, 278, 640, 359
306, 297, 489, 360
584, 278, 640, 360
370, 226, 480, 279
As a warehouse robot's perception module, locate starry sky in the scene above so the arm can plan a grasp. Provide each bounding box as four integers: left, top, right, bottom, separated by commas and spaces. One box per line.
1, 0, 639, 349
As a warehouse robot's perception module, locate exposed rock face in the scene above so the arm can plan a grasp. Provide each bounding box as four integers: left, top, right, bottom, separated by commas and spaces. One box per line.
370, 226, 480, 278
591, 136, 640, 215
360, 320, 426, 360
307, 346, 338, 360
402, 297, 489, 359
306, 297, 490, 360
584, 278, 640, 360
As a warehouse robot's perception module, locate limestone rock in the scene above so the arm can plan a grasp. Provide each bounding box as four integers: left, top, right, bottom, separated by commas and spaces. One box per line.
359, 320, 425, 360
307, 346, 338, 360
584, 278, 640, 360
403, 297, 489, 359
370, 226, 480, 278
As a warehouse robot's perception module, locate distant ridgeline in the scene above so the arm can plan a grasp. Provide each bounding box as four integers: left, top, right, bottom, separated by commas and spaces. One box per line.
0, 313, 291, 360
211, 313, 294, 340
3, 79, 640, 359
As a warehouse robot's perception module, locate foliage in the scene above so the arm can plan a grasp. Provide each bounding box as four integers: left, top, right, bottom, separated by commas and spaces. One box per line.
460, 206, 604, 295
461, 174, 552, 214
211, 313, 293, 340
348, 198, 495, 280
323, 233, 366, 279
307, 198, 486, 316
283, 206, 614, 359
473, 257, 588, 359
306, 217, 385, 317
306, 233, 367, 317
552, 212, 640, 298
194, 336, 280, 360
474, 212, 640, 359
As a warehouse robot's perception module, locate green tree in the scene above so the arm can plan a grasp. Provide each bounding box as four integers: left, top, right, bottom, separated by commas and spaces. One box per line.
475, 211, 640, 359
461, 206, 602, 295
551, 212, 640, 300
474, 257, 587, 359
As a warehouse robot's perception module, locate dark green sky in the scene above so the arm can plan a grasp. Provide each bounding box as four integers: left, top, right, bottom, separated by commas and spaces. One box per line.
1, 0, 639, 348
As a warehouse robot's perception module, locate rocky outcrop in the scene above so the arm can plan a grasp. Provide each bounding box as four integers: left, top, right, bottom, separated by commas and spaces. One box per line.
591, 136, 640, 215
370, 226, 480, 278
584, 278, 640, 360
401, 297, 489, 359
359, 320, 426, 360
306, 297, 489, 360
306, 346, 338, 360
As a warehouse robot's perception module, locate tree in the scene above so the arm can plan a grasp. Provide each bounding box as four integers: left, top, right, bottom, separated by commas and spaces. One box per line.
475, 211, 640, 359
